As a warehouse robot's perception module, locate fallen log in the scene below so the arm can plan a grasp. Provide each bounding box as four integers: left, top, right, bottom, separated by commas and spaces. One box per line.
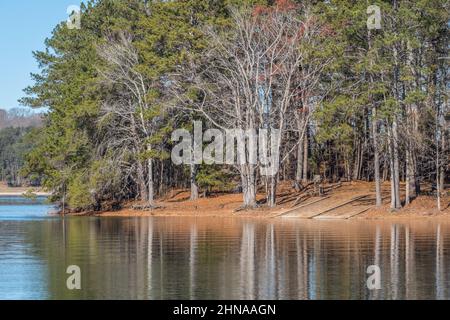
132, 204, 164, 211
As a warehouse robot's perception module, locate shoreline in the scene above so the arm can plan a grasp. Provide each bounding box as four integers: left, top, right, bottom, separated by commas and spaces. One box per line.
3, 182, 448, 220
89, 185, 450, 221
87, 182, 449, 221
0, 183, 51, 197
0, 192, 51, 196
89, 205, 450, 220
90, 210, 450, 221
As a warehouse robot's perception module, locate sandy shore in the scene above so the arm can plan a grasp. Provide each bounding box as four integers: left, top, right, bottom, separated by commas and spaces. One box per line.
4, 181, 447, 220
0, 184, 51, 196
94, 203, 450, 220
0, 192, 51, 196
90, 182, 450, 220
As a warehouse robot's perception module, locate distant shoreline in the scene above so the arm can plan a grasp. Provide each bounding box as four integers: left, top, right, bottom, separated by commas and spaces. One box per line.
0, 192, 51, 196
0, 184, 51, 197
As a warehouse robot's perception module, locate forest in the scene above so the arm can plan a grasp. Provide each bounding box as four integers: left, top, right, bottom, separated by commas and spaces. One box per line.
0, 108, 41, 186
20, 0, 449, 212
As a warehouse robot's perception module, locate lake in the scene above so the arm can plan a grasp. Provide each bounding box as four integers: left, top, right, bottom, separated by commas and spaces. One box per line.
0, 197, 449, 300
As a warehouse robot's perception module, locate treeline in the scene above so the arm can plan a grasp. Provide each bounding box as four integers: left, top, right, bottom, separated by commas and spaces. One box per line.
0, 108, 42, 129
0, 108, 42, 186
21, 0, 448, 212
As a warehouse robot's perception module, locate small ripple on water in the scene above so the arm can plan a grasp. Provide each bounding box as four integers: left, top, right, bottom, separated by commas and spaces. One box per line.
1, 212, 450, 299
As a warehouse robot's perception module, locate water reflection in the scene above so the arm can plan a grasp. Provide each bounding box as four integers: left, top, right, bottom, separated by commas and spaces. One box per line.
1, 214, 450, 300
0, 196, 48, 206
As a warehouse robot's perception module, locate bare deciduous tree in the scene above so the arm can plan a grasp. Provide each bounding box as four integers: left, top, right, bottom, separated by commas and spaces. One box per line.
171, 3, 332, 208
97, 32, 161, 206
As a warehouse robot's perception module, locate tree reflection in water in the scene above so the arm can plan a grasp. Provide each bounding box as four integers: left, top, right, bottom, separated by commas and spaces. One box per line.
2, 216, 450, 300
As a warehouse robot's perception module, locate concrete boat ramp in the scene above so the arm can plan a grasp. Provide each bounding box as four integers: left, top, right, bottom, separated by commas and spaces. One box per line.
271, 192, 388, 220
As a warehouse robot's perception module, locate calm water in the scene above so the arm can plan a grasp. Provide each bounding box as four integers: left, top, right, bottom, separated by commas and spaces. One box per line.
0, 198, 449, 300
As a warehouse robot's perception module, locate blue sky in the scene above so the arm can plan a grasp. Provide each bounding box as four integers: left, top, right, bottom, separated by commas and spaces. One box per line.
0, 1, 83, 111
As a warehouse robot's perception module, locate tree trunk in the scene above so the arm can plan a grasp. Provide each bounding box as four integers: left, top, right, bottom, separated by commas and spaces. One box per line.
390, 9, 402, 211
137, 160, 148, 202
413, 151, 420, 196
296, 134, 304, 185
368, 29, 382, 207
436, 161, 442, 211
302, 128, 308, 183
382, 162, 388, 182
267, 175, 277, 208
439, 118, 445, 194
241, 164, 257, 208
159, 160, 165, 196
62, 183, 66, 215
147, 145, 154, 206
190, 163, 199, 200
436, 105, 443, 211
406, 40, 420, 200
405, 149, 411, 205
372, 108, 382, 207
436, 131, 441, 211
389, 122, 401, 210
405, 147, 416, 205
392, 117, 401, 209
353, 140, 362, 181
